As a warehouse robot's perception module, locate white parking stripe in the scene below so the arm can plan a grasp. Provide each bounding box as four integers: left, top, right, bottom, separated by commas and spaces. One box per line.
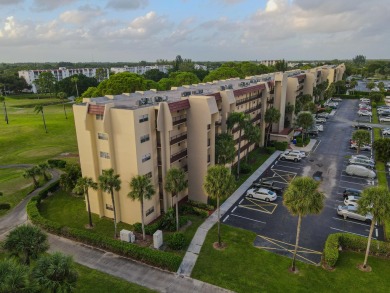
232, 206, 237, 213
272, 165, 301, 170
239, 199, 244, 204
329, 227, 375, 239
230, 214, 266, 224
223, 215, 229, 222
338, 186, 362, 192
331, 217, 371, 227
339, 180, 369, 186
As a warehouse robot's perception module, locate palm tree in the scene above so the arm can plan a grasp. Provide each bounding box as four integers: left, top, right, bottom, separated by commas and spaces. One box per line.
58, 92, 68, 119
244, 123, 261, 162
32, 252, 78, 293
0, 95, 9, 124
0, 259, 30, 292
350, 79, 358, 95
73, 177, 98, 228
164, 168, 188, 231
38, 162, 50, 181
34, 105, 47, 133
357, 186, 390, 270
128, 175, 155, 240
98, 169, 121, 238
71, 76, 79, 98
203, 165, 235, 247
264, 107, 281, 147
227, 112, 250, 179
3, 225, 49, 265
23, 166, 41, 188
283, 176, 325, 272
215, 133, 235, 166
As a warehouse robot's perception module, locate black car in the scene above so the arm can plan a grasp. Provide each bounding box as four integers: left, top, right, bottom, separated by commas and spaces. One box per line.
343, 188, 361, 199
353, 124, 372, 130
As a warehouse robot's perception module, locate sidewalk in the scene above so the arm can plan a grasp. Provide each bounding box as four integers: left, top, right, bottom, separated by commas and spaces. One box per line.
178, 151, 282, 277
289, 139, 318, 152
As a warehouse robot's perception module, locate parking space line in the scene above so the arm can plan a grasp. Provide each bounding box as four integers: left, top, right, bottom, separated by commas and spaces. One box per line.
331, 217, 371, 227
239, 199, 244, 204
239, 198, 278, 214
338, 186, 362, 191
230, 214, 266, 224
223, 215, 229, 222
339, 179, 370, 186
273, 165, 301, 170
329, 227, 375, 239
232, 206, 237, 213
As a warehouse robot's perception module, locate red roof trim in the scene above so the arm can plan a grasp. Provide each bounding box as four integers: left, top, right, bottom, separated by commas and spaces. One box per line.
168, 99, 190, 112
207, 92, 222, 101
233, 84, 265, 97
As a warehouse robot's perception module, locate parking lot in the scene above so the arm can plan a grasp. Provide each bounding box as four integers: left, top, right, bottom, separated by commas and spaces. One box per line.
223, 99, 384, 265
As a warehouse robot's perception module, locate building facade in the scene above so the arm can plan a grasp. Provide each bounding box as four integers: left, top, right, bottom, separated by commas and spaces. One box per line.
110, 65, 172, 75
73, 64, 345, 225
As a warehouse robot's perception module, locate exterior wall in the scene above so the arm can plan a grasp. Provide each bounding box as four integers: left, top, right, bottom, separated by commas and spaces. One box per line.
273, 73, 288, 132
111, 65, 172, 75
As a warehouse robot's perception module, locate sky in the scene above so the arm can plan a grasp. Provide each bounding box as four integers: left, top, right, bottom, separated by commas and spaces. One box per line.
0, 0, 389, 63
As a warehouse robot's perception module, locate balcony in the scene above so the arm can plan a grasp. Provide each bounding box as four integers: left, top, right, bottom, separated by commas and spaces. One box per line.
170, 149, 187, 163
267, 98, 274, 104
244, 103, 262, 114
170, 132, 187, 145
172, 115, 187, 126
251, 113, 261, 123
296, 84, 304, 92
235, 94, 261, 106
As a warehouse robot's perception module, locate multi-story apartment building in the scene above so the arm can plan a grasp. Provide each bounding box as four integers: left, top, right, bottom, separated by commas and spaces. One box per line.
18, 67, 110, 93
259, 60, 282, 67
110, 65, 172, 75
73, 64, 345, 226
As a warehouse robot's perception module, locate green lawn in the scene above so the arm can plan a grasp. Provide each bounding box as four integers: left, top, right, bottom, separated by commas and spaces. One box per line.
192, 224, 390, 293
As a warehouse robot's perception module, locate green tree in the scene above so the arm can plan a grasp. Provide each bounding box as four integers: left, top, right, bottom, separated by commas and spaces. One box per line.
353, 55, 366, 67
73, 177, 98, 228
58, 92, 68, 119
95, 68, 107, 82
58, 74, 98, 97
143, 69, 167, 82
215, 133, 236, 165
275, 59, 288, 72
369, 91, 384, 103
352, 130, 370, 154
334, 80, 347, 94
373, 138, 390, 163
324, 83, 335, 100
377, 82, 385, 92
244, 123, 261, 162
157, 78, 174, 91
164, 168, 188, 231
129, 175, 156, 239
99, 169, 121, 238
350, 79, 358, 95
357, 186, 390, 269
34, 72, 56, 97
3, 225, 49, 265
23, 166, 41, 188
38, 162, 50, 181
227, 112, 250, 178
283, 177, 325, 272
0, 259, 31, 293
60, 164, 82, 192
71, 76, 79, 98
264, 107, 281, 146
0, 95, 9, 124
302, 102, 317, 113
171, 72, 200, 87
366, 82, 376, 91
295, 112, 314, 146
203, 67, 241, 82
32, 252, 78, 293
34, 105, 48, 133
203, 165, 235, 247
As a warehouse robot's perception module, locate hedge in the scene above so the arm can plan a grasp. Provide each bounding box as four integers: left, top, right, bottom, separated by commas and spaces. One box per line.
27, 181, 182, 272
323, 233, 390, 267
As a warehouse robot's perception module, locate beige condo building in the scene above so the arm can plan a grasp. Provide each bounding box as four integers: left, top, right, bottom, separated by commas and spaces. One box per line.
73, 64, 345, 225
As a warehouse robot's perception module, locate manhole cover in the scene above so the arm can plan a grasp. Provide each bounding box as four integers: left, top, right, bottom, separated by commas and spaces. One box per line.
313, 171, 323, 181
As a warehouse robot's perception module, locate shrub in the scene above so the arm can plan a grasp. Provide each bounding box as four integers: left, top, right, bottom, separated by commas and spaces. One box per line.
47, 159, 67, 168
133, 221, 161, 236
265, 146, 276, 154
187, 200, 214, 211
323, 234, 339, 267
371, 102, 377, 108
192, 207, 208, 218
240, 163, 251, 174
272, 141, 288, 151
0, 203, 11, 210
166, 232, 186, 250
160, 208, 187, 231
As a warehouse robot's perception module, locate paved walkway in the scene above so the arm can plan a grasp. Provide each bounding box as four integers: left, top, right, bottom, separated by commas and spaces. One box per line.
178, 151, 282, 277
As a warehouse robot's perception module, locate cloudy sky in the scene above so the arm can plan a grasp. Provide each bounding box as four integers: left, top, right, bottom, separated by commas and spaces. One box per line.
0, 0, 389, 62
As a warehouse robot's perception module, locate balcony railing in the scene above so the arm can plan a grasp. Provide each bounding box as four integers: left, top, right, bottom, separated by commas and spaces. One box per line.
236, 94, 261, 106
267, 98, 274, 104
244, 103, 262, 114
251, 113, 261, 123
170, 132, 187, 145
170, 149, 188, 163
172, 115, 187, 126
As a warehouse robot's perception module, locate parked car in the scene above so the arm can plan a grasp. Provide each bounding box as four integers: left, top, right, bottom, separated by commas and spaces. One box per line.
307, 128, 319, 137
251, 180, 284, 194
345, 164, 376, 179
382, 128, 390, 135
359, 103, 371, 109
288, 150, 307, 158
353, 124, 372, 130
357, 110, 372, 116
379, 116, 390, 122
315, 117, 326, 124
337, 205, 372, 222
343, 188, 362, 198
315, 124, 324, 132
348, 157, 375, 169
351, 154, 375, 164
344, 195, 361, 207
316, 112, 329, 119
350, 143, 372, 151
331, 97, 343, 102
360, 98, 371, 103
245, 188, 277, 202
279, 151, 302, 162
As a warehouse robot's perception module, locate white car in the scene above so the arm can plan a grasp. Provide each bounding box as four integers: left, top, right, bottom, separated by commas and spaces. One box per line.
345, 164, 376, 179
379, 117, 390, 122
337, 205, 372, 222
359, 103, 371, 109
350, 143, 372, 151
279, 151, 302, 162
246, 188, 277, 202
315, 124, 324, 132
382, 129, 390, 135
351, 154, 375, 164
332, 98, 342, 102
315, 117, 326, 124
360, 98, 371, 103
357, 110, 372, 116
288, 150, 306, 158
344, 195, 361, 208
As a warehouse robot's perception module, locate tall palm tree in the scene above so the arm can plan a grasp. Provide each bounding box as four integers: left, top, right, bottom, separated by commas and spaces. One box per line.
98, 169, 121, 238
128, 175, 155, 240
244, 123, 261, 162
264, 107, 281, 147
34, 105, 47, 133
215, 133, 235, 166
164, 168, 188, 231
73, 177, 98, 228
58, 91, 68, 119
0, 95, 9, 124
32, 252, 78, 293
350, 80, 358, 95
203, 165, 235, 247
3, 225, 49, 265
283, 176, 325, 272
357, 186, 390, 270
0, 259, 30, 292
23, 166, 41, 188
71, 76, 79, 98
227, 112, 250, 179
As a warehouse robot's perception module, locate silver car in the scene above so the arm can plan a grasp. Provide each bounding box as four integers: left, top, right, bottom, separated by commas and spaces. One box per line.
348, 157, 375, 169
337, 205, 372, 222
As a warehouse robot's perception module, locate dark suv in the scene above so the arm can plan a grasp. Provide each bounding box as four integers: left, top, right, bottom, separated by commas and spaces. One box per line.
343, 188, 361, 199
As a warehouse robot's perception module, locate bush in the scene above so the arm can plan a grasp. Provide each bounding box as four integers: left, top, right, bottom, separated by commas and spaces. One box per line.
187, 200, 214, 211
272, 141, 288, 151
240, 163, 251, 174
323, 234, 339, 267
0, 203, 11, 210
371, 102, 377, 108
160, 208, 187, 231
133, 221, 161, 236
47, 159, 67, 168
265, 146, 276, 154
166, 232, 186, 250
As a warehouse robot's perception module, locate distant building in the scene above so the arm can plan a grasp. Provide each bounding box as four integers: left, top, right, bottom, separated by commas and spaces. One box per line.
259, 60, 282, 67
110, 65, 172, 75
18, 67, 110, 93
194, 64, 208, 71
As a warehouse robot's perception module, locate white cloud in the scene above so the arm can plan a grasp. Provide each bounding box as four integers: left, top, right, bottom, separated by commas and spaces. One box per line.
106, 0, 148, 10
0, 0, 23, 5
60, 6, 103, 25
32, 0, 76, 12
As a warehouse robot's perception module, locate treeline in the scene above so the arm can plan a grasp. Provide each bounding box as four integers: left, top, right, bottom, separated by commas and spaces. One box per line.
344, 55, 390, 78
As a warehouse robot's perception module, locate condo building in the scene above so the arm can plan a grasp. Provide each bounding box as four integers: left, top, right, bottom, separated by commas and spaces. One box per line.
110, 65, 172, 75
73, 64, 345, 226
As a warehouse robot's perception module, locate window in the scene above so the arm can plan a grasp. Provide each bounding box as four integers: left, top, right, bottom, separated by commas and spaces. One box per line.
96, 114, 104, 120
100, 151, 110, 159
139, 114, 149, 123
105, 204, 113, 211
98, 133, 108, 140
140, 134, 150, 143
146, 206, 154, 217
142, 153, 151, 163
